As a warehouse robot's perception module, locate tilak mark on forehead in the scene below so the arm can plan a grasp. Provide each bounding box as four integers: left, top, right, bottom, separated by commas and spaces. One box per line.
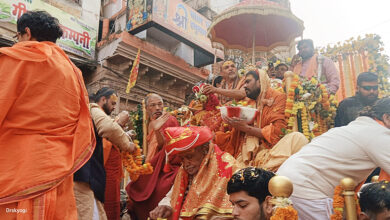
222, 61, 235, 68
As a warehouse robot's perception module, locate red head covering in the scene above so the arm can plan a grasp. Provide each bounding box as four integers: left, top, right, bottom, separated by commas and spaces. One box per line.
163, 126, 212, 172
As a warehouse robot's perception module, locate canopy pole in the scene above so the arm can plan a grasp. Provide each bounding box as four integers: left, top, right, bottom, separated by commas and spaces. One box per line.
214, 48, 217, 64
252, 31, 255, 64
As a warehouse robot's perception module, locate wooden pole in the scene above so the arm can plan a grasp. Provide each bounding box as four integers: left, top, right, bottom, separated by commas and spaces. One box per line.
252, 31, 255, 64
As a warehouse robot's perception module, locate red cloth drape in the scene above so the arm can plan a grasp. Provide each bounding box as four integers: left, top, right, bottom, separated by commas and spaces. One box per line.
104, 147, 122, 220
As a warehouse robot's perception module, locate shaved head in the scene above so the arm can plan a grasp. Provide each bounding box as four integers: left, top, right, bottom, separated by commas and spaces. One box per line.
145, 93, 163, 106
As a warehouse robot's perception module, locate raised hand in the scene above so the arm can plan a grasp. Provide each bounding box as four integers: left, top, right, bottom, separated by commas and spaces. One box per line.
149, 112, 170, 131
290, 54, 301, 68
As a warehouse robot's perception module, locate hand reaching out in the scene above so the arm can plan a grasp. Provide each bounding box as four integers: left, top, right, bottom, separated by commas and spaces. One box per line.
203, 84, 216, 95
222, 116, 248, 131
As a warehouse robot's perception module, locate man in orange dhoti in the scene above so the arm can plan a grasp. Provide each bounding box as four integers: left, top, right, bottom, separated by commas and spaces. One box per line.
0, 11, 95, 219
127, 93, 180, 220
150, 126, 241, 220
203, 60, 246, 104
216, 68, 308, 171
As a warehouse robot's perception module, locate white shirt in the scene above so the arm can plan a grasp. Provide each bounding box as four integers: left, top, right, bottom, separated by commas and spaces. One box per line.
277, 116, 390, 199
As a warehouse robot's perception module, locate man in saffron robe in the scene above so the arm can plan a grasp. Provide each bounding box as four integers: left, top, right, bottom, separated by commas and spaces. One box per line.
203, 60, 246, 104
215, 68, 308, 171
144, 93, 179, 162
127, 93, 180, 220
292, 39, 340, 94
0, 11, 95, 219
150, 126, 242, 220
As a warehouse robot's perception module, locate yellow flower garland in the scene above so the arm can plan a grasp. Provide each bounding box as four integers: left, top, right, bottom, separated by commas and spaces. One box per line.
122, 140, 153, 182
284, 74, 336, 139
285, 75, 300, 133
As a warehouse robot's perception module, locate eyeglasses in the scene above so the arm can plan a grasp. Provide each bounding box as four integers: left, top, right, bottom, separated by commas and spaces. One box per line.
361, 85, 378, 91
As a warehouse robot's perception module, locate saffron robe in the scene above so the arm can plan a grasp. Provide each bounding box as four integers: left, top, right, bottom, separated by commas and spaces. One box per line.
0, 41, 95, 219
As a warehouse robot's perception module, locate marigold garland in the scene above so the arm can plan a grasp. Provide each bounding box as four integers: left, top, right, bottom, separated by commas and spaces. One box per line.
122, 140, 153, 182
320, 34, 390, 97
270, 197, 298, 220
285, 74, 300, 133
284, 74, 336, 140
300, 106, 310, 139
330, 185, 361, 220
270, 205, 298, 220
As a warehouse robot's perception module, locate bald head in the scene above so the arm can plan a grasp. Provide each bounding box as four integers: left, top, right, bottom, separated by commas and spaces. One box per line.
145, 93, 164, 120
145, 93, 163, 105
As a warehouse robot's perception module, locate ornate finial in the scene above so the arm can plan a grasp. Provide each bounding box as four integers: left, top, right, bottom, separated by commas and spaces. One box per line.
268, 176, 293, 198
284, 70, 294, 78
371, 175, 379, 183
340, 177, 357, 191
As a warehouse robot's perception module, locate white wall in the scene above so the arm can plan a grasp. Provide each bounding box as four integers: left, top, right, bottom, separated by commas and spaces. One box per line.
103, 0, 124, 18
76, 0, 101, 39
209, 0, 239, 13
81, 0, 101, 27
115, 14, 128, 32
174, 43, 194, 66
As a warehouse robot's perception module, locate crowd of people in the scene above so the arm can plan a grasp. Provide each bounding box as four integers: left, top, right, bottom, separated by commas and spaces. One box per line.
1, 10, 390, 220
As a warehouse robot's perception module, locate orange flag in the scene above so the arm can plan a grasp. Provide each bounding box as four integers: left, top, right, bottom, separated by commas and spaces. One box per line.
126, 48, 141, 93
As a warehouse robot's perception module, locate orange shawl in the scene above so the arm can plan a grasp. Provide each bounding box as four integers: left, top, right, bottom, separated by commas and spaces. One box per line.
170, 144, 241, 219
0, 41, 95, 218
293, 54, 318, 79
219, 76, 246, 105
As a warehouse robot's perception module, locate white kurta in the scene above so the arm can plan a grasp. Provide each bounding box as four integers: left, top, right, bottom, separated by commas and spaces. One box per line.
277, 116, 390, 219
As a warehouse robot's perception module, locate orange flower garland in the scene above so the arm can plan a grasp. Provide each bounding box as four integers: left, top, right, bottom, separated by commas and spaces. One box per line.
122, 140, 153, 182
338, 54, 347, 100
284, 74, 335, 139
330, 185, 344, 220
320, 85, 330, 110
270, 206, 298, 220
330, 185, 361, 220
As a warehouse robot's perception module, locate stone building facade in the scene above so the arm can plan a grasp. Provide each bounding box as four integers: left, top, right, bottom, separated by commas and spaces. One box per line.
90, 0, 220, 114
0, 0, 101, 74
